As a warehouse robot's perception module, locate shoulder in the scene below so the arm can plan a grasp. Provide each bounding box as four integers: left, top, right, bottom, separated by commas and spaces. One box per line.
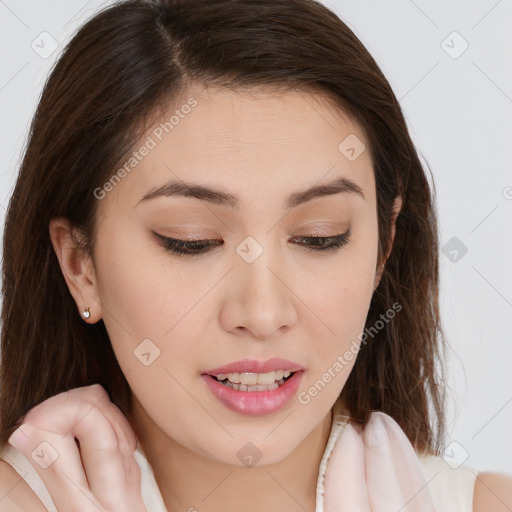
0, 459, 48, 511
473, 471, 512, 512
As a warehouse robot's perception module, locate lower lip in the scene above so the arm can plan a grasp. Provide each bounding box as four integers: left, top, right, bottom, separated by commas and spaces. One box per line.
201, 371, 304, 416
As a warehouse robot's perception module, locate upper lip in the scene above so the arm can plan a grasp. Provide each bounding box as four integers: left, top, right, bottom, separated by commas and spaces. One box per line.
203, 358, 304, 376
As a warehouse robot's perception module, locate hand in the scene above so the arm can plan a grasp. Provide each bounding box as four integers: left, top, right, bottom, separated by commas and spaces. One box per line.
7, 384, 147, 512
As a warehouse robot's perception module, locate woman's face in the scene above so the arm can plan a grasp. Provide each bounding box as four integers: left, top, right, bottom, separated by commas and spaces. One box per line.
56, 84, 390, 466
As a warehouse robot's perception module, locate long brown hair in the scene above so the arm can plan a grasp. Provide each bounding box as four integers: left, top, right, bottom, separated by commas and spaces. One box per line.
0, 0, 447, 455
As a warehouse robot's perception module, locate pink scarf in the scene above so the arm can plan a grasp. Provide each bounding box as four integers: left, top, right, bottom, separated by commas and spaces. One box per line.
320, 408, 435, 511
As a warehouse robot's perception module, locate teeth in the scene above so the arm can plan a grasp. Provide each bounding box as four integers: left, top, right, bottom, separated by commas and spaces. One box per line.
222, 381, 281, 392
216, 370, 293, 385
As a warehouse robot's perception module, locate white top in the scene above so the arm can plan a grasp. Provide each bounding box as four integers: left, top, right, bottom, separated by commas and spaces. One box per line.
0, 403, 478, 511
416, 451, 478, 512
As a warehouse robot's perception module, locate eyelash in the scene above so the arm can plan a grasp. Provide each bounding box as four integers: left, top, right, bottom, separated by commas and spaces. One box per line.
154, 229, 351, 256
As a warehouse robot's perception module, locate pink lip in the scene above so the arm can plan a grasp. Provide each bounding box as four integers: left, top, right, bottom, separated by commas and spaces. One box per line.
201, 370, 304, 415
203, 358, 303, 376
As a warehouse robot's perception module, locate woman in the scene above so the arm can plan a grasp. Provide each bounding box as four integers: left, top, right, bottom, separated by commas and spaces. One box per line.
0, 0, 510, 510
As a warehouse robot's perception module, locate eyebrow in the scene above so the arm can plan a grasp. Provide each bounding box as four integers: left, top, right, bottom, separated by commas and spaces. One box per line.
137, 175, 365, 209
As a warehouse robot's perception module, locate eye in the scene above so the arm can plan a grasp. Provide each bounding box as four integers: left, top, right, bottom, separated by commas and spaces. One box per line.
153, 233, 224, 256
153, 229, 351, 257
290, 229, 351, 253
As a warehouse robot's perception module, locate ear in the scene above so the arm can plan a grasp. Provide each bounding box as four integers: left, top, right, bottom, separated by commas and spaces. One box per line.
49, 217, 102, 323
373, 195, 402, 291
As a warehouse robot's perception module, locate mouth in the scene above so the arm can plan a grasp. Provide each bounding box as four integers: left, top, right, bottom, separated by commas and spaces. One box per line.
201, 369, 304, 415
201, 358, 304, 414
210, 370, 296, 392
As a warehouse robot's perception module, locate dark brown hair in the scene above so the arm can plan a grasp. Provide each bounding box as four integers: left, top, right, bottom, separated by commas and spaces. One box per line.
1, 0, 447, 454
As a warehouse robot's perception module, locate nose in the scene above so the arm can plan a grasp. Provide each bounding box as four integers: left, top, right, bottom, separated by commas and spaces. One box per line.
219, 241, 299, 340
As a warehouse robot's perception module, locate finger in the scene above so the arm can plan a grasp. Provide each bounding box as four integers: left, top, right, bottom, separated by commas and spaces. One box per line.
10, 399, 138, 512
9, 385, 144, 511
74, 386, 142, 491
86, 386, 138, 455
9, 422, 105, 512
71, 401, 143, 510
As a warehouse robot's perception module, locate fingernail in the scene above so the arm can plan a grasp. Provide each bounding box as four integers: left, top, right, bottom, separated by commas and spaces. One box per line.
8, 426, 28, 449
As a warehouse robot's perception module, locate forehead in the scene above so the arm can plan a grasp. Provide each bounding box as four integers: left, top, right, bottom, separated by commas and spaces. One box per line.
101, 84, 375, 211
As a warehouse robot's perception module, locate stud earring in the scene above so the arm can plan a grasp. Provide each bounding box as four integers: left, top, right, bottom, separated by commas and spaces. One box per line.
82, 307, 91, 319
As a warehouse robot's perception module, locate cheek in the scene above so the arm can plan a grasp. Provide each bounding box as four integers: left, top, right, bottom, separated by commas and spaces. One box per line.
305, 230, 377, 329
93, 226, 217, 380
298, 223, 378, 366
294, 270, 373, 376
94, 224, 188, 331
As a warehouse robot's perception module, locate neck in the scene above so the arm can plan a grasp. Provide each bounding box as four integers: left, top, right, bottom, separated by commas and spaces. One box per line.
128, 398, 334, 512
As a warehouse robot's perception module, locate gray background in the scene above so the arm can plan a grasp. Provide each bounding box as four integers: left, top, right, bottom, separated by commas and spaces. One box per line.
0, 0, 511, 475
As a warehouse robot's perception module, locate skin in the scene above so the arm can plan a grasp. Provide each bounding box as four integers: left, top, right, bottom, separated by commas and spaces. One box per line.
1, 83, 510, 511
3, 385, 143, 512
48, 83, 403, 511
